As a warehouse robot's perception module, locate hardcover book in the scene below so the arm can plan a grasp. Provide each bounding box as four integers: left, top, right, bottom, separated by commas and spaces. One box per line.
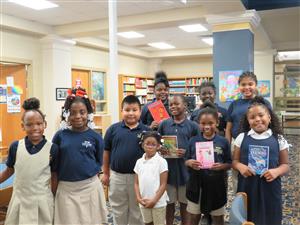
196, 141, 215, 169
148, 100, 170, 123
162, 136, 178, 158
248, 145, 269, 175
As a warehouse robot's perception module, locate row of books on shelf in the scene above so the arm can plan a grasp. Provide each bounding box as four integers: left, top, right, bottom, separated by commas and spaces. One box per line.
168, 77, 212, 86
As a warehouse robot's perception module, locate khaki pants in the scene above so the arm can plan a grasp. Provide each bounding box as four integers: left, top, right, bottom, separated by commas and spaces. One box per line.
140, 206, 166, 225
109, 171, 143, 225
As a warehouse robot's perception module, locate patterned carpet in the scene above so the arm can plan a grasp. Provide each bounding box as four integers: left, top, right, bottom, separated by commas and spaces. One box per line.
0, 135, 299, 225
106, 134, 300, 225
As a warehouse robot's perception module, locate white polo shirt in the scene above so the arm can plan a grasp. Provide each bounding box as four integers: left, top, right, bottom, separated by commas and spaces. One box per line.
234, 129, 289, 151
134, 153, 169, 208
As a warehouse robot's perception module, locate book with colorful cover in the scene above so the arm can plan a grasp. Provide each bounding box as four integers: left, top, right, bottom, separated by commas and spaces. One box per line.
162, 135, 178, 158
248, 145, 269, 175
196, 141, 215, 169
148, 100, 170, 123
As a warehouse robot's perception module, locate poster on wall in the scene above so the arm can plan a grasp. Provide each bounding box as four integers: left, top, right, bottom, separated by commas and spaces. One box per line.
257, 80, 271, 97
0, 85, 7, 103
7, 94, 21, 113
219, 70, 243, 102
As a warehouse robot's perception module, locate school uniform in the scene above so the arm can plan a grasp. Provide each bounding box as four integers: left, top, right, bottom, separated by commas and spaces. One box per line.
141, 98, 171, 127
134, 153, 168, 225
186, 134, 231, 215
190, 103, 227, 135
158, 118, 200, 204
5, 137, 58, 225
234, 129, 289, 225
227, 98, 272, 139
52, 128, 107, 225
104, 121, 150, 225
227, 98, 271, 192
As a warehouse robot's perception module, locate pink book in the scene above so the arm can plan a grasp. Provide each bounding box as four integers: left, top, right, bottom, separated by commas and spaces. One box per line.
196, 141, 215, 169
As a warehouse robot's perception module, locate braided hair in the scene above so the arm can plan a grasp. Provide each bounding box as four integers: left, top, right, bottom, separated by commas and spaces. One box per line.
239, 96, 283, 138
22, 97, 45, 121
139, 131, 162, 146
238, 71, 257, 85
60, 87, 95, 129
197, 99, 218, 123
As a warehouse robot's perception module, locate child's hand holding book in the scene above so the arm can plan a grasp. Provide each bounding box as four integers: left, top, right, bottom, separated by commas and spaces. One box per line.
236, 163, 255, 177
185, 159, 201, 170
261, 168, 280, 182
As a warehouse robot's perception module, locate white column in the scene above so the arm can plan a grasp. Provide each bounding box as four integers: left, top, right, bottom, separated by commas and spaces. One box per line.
40, 34, 75, 138
108, 0, 119, 123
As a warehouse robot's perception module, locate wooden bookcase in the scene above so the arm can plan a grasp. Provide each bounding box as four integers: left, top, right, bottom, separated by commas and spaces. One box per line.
168, 77, 213, 105
118, 75, 154, 106
119, 75, 213, 109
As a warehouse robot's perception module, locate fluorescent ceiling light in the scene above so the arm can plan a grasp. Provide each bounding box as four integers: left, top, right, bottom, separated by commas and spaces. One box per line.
8, 0, 58, 10
277, 51, 300, 61
179, 24, 207, 32
202, 37, 213, 46
148, 42, 175, 49
117, 31, 144, 39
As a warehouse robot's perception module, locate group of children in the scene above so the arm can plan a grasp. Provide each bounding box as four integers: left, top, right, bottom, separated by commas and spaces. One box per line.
0, 71, 289, 225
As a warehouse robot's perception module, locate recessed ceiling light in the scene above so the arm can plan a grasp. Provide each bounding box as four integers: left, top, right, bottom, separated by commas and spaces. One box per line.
117, 31, 144, 39
8, 0, 58, 10
202, 37, 213, 46
179, 24, 207, 33
277, 51, 300, 61
148, 42, 175, 49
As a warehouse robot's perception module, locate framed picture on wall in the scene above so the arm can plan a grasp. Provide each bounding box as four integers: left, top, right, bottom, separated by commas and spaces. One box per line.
56, 88, 69, 101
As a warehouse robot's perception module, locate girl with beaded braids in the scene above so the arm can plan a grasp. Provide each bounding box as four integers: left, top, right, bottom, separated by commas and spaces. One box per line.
52, 87, 107, 224
232, 96, 289, 225
134, 131, 169, 225
141, 71, 172, 129
0, 97, 59, 225
60, 87, 95, 129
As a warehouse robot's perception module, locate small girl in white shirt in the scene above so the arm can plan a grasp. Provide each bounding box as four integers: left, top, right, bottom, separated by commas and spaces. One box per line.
134, 131, 169, 225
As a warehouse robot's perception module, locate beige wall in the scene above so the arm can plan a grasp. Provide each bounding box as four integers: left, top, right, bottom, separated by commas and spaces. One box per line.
161, 57, 213, 78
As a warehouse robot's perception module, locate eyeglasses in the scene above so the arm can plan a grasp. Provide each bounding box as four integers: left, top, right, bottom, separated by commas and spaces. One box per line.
144, 143, 158, 148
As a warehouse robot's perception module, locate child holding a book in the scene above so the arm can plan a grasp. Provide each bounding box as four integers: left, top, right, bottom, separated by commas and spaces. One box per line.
190, 81, 227, 136
232, 96, 289, 225
185, 100, 231, 225
141, 71, 171, 129
158, 95, 200, 225
225, 71, 272, 192
134, 131, 169, 225
102, 95, 150, 225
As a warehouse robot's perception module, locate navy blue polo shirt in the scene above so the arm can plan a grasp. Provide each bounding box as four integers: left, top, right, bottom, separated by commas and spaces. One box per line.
140, 98, 171, 126
187, 134, 231, 167
158, 118, 200, 186
190, 104, 227, 134
104, 121, 150, 173
52, 128, 103, 181
6, 136, 58, 172
227, 98, 272, 139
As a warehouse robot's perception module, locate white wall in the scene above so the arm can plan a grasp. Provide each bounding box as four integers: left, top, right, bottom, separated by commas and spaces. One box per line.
254, 53, 274, 105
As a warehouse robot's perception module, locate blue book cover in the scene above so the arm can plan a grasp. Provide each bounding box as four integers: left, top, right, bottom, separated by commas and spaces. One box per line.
248, 145, 269, 175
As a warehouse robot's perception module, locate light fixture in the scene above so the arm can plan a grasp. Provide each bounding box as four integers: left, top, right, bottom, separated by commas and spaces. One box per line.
202, 37, 213, 46
179, 24, 207, 33
148, 42, 175, 49
117, 31, 144, 39
8, 0, 58, 10
277, 51, 300, 61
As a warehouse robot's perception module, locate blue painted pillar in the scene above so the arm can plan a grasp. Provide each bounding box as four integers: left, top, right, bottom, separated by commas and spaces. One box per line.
207, 10, 260, 108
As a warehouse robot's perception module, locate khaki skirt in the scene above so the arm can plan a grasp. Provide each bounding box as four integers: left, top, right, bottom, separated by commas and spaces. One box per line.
54, 175, 107, 225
